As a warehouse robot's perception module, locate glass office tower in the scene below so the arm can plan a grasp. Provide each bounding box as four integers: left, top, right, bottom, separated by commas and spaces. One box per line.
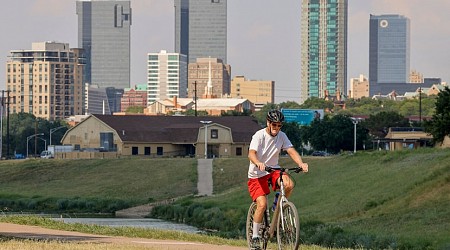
300, 0, 348, 104
369, 14, 410, 86
174, 0, 227, 64
76, 0, 131, 89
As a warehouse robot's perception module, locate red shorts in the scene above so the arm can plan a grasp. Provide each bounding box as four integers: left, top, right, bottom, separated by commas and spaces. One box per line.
247, 170, 281, 201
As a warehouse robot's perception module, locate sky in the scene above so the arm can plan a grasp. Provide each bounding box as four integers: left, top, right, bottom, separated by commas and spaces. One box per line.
1, 0, 449, 103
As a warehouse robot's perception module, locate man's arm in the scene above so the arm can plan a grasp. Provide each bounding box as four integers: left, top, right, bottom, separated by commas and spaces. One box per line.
248, 149, 266, 171
286, 147, 308, 172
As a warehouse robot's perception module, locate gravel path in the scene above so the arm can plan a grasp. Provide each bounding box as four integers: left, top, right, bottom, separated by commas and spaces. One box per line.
0, 223, 247, 250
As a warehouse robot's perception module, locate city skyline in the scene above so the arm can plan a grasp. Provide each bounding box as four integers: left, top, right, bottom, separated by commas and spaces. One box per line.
1, 0, 449, 103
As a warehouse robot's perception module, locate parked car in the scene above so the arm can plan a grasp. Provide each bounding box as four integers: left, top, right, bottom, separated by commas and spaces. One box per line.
14, 153, 25, 159
311, 151, 329, 156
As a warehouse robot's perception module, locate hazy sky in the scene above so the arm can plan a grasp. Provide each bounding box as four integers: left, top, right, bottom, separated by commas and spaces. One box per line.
1, 0, 449, 103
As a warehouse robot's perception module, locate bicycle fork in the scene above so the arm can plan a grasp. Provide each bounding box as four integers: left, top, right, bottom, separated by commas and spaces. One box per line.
269, 173, 286, 238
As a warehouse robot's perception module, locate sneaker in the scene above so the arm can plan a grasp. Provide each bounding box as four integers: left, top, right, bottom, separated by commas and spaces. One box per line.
250, 237, 261, 250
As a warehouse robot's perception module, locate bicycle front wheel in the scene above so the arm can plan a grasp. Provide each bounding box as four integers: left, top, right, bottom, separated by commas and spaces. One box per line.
276, 201, 300, 250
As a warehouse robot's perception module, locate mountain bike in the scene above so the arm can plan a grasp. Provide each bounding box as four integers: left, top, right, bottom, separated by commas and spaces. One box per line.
246, 166, 302, 250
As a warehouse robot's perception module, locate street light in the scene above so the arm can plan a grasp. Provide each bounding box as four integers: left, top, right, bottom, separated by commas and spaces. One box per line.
351, 118, 360, 154
26, 133, 44, 158
49, 126, 66, 150
200, 120, 212, 159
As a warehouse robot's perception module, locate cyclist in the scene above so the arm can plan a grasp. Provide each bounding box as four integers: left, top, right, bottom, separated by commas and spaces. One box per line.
247, 109, 308, 249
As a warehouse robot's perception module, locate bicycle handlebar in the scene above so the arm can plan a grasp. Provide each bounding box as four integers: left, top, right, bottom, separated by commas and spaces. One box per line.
265, 166, 303, 173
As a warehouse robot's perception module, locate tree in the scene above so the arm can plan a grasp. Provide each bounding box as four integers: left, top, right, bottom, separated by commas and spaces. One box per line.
1, 113, 69, 158
300, 114, 368, 153
126, 106, 144, 113
424, 86, 450, 144
281, 122, 303, 152
362, 111, 409, 138
299, 97, 334, 110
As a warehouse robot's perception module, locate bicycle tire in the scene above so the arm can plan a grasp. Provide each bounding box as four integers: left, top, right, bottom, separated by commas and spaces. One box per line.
276, 201, 300, 250
246, 202, 268, 250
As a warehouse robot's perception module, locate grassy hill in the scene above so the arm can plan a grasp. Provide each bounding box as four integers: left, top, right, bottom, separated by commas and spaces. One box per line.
0, 149, 449, 249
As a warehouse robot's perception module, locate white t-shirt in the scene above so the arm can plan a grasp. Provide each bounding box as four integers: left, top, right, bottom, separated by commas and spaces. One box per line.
247, 128, 293, 179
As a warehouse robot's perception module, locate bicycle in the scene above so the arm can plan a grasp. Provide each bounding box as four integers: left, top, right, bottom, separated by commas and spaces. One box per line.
246, 166, 302, 250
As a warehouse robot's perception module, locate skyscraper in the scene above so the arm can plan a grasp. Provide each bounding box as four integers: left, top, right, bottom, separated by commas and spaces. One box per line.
147, 50, 188, 103
369, 14, 410, 86
174, 0, 227, 64
76, 0, 131, 89
300, 0, 348, 104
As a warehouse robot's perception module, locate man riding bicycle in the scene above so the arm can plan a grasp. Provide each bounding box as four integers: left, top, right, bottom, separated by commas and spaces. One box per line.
247, 109, 309, 249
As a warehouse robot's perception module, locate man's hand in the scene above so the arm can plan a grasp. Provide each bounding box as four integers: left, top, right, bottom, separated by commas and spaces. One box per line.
255, 162, 266, 171
299, 162, 309, 173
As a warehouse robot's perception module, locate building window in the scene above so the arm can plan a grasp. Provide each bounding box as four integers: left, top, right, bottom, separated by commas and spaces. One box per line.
236, 147, 242, 156
157, 147, 163, 156
212, 0, 220, 3
132, 147, 138, 155
211, 129, 218, 139
144, 147, 151, 155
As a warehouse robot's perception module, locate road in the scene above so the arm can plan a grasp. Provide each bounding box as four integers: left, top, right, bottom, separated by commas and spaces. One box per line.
0, 223, 247, 250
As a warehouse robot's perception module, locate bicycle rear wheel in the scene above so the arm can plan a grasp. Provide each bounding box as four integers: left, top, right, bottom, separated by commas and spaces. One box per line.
246, 202, 268, 250
276, 201, 300, 250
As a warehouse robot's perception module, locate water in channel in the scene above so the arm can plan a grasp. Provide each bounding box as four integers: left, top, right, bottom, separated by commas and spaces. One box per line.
53, 217, 203, 234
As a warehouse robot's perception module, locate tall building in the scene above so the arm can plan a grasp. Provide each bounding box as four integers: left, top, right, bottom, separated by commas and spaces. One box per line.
76, 0, 131, 89
147, 50, 188, 103
369, 14, 410, 86
230, 76, 274, 110
6, 42, 85, 120
188, 58, 231, 99
300, 0, 348, 104
174, 0, 227, 63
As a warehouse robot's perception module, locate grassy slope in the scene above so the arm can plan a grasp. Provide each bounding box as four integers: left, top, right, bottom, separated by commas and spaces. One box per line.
210, 149, 450, 248
0, 158, 198, 204
0, 149, 449, 248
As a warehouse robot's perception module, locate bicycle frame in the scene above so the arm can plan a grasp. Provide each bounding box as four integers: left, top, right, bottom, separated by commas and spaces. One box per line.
268, 167, 287, 238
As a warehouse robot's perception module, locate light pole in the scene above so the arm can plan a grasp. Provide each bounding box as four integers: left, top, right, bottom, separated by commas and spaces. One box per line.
200, 120, 212, 159
49, 126, 66, 150
418, 87, 422, 125
27, 133, 44, 158
351, 118, 359, 154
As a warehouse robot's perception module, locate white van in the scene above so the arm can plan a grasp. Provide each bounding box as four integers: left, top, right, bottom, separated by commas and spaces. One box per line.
40, 150, 53, 159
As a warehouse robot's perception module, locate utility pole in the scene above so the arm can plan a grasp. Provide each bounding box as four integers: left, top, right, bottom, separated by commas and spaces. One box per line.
35, 120, 38, 157
194, 81, 197, 117
0, 90, 3, 159
6, 90, 10, 159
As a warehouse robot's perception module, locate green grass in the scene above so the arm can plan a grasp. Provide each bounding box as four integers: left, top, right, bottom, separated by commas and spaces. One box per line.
0, 149, 449, 249
0, 158, 197, 205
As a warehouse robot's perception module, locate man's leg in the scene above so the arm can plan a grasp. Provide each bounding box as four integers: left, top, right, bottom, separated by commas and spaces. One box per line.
252, 195, 267, 238
279, 174, 295, 197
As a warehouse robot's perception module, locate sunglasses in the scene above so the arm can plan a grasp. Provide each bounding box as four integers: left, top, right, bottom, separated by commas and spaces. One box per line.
270, 122, 283, 128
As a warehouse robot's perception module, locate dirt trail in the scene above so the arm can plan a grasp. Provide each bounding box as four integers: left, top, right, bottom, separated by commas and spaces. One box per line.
0, 223, 247, 250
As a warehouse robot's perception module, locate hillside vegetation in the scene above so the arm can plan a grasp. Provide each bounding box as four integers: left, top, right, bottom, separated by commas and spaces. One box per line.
0, 149, 449, 249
